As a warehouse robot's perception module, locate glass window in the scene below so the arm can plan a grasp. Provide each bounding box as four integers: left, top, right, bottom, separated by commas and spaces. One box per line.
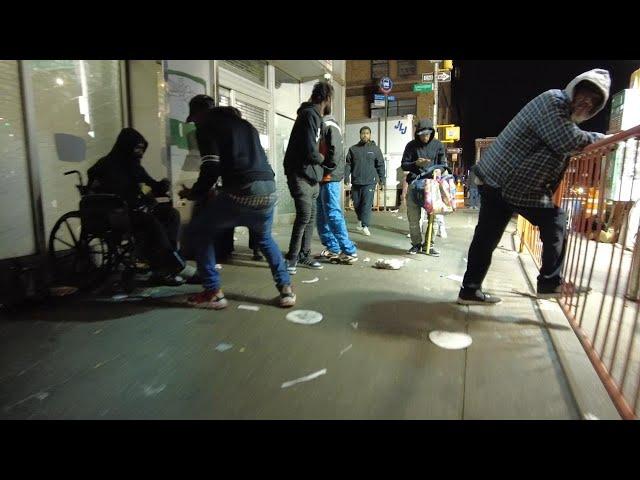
25, 60, 124, 242
0, 60, 37, 259
274, 67, 300, 118
371, 60, 389, 80
397, 60, 417, 77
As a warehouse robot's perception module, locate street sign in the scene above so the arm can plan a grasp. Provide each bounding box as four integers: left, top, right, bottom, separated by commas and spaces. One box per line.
422, 73, 434, 82
413, 82, 433, 93
436, 70, 451, 82
379, 76, 393, 94
447, 147, 463, 154
374, 94, 385, 101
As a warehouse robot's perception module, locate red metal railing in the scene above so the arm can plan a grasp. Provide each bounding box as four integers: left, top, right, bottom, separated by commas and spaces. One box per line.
517, 125, 640, 419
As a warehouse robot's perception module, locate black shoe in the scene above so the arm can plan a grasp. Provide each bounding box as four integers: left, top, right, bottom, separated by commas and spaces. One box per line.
457, 288, 502, 305
426, 247, 440, 257
252, 251, 264, 261
407, 244, 422, 255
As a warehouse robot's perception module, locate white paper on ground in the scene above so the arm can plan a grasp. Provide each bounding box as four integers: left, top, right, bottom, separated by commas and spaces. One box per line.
351, 322, 358, 329
286, 310, 323, 325
281, 369, 327, 389
339, 344, 353, 356
238, 305, 260, 311
301, 277, 320, 284
374, 259, 404, 270
214, 343, 233, 352
446, 274, 464, 283
364, 258, 371, 262
429, 331, 472, 350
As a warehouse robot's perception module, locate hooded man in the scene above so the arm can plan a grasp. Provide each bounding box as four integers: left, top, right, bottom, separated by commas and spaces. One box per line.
457, 69, 611, 305
344, 126, 386, 236
401, 118, 447, 255
283, 80, 334, 274
87, 128, 187, 285
179, 96, 295, 310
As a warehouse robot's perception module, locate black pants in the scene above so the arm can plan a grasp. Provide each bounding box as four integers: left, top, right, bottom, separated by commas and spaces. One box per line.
130, 205, 183, 275
351, 184, 375, 228
462, 185, 567, 292
287, 175, 319, 260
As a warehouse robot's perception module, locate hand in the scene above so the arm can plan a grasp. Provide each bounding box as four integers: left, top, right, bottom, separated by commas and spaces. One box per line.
178, 184, 192, 200
416, 158, 430, 167
158, 178, 171, 194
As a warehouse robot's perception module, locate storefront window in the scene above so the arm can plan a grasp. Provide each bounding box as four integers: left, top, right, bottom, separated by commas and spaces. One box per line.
25, 60, 124, 241
0, 60, 36, 259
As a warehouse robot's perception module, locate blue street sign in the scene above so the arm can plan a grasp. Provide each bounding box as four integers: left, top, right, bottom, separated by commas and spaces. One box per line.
379, 76, 393, 94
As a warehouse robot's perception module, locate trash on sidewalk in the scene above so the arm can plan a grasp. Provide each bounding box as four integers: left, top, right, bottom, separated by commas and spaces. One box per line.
374, 258, 405, 270
363, 258, 371, 262
389, 209, 399, 213
238, 305, 260, 311
339, 344, 353, 356
301, 277, 320, 284
429, 331, 472, 350
214, 343, 233, 352
446, 274, 464, 283
351, 322, 358, 330
286, 310, 323, 325
281, 368, 327, 389
583, 413, 599, 420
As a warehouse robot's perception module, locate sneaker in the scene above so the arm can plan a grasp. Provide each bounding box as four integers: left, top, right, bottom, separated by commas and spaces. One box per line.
315, 249, 340, 260
362, 226, 371, 236
299, 256, 324, 270
187, 289, 229, 310
407, 244, 422, 255
356, 222, 364, 232
438, 226, 448, 239
426, 247, 441, 257
338, 252, 358, 264
457, 288, 503, 305
286, 258, 297, 275
278, 285, 297, 308
179, 264, 198, 279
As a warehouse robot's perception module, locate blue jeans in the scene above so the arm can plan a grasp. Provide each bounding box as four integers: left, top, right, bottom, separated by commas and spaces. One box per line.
469, 188, 481, 208
187, 193, 290, 291
316, 182, 357, 255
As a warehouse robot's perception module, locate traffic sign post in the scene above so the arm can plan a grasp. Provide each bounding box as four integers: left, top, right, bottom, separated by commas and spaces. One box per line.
378, 77, 393, 211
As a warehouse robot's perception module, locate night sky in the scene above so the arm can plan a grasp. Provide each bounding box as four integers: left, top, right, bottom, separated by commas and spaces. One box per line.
453, 60, 640, 171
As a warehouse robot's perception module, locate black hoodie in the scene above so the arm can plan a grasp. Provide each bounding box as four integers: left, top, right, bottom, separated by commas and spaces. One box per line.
401, 119, 447, 183
283, 102, 325, 183
190, 107, 275, 199
87, 128, 167, 209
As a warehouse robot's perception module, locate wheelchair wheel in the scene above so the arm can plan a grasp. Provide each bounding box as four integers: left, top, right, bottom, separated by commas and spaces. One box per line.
48, 211, 111, 290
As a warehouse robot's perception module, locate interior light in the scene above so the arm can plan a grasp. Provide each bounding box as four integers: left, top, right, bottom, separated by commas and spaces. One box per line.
56, 78, 64, 86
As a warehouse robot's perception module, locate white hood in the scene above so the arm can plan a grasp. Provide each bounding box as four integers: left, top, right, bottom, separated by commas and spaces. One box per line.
564, 68, 611, 120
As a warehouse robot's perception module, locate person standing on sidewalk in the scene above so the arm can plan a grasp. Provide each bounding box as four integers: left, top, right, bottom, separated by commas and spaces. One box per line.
457, 69, 611, 305
401, 118, 447, 255
345, 126, 386, 237
315, 112, 358, 265
179, 96, 296, 309
283, 81, 334, 274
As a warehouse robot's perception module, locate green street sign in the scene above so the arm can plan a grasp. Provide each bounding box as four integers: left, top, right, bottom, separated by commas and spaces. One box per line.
413, 82, 433, 93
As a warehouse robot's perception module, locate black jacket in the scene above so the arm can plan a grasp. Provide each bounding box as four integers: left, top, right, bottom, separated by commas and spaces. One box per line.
87, 128, 168, 209
320, 115, 345, 182
401, 118, 447, 183
345, 140, 385, 186
283, 102, 324, 183
190, 107, 275, 200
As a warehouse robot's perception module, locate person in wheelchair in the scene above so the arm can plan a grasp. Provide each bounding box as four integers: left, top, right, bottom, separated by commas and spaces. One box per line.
87, 127, 192, 286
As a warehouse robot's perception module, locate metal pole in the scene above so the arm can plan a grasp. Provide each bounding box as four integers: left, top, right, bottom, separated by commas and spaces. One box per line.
383, 94, 388, 211
433, 61, 439, 130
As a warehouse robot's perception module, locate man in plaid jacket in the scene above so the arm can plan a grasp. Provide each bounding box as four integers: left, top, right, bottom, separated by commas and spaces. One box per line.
458, 69, 611, 305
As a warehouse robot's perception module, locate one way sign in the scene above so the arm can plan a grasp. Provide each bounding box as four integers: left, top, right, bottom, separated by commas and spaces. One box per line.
436, 70, 451, 82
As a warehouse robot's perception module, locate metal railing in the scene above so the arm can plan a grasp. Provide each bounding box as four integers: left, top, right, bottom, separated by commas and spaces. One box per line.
517, 125, 640, 419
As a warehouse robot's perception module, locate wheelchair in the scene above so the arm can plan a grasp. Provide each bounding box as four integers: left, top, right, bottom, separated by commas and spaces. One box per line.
48, 170, 162, 293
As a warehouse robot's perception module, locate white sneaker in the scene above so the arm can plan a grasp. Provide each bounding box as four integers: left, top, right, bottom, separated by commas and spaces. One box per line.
356, 222, 364, 232
439, 227, 448, 239
362, 226, 371, 236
